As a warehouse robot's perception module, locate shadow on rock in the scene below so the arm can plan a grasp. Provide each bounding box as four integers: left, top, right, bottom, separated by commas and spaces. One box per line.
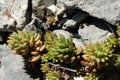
23, 56, 44, 80
85, 16, 117, 34
0, 31, 12, 44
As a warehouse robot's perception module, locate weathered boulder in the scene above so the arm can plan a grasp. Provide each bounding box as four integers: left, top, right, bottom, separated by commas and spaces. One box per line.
60, 0, 120, 25
0, 0, 31, 31
0, 44, 39, 80
77, 0, 120, 25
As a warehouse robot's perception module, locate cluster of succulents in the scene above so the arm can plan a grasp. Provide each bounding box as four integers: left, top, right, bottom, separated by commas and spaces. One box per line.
7, 25, 120, 80
116, 26, 120, 66
117, 26, 120, 37
79, 34, 118, 75
82, 42, 113, 66
106, 34, 117, 48
7, 31, 45, 62
41, 31, 82, 64
81, 35, 117, 66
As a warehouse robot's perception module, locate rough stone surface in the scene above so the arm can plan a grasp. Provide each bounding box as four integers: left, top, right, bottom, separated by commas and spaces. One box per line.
77, 0, 120, 25
53, 29, 73, 39
32, 0, 56, 7
0, 0, 29, 31
59, 0, 80, 6
0, 44, 39, 80
78, 23, 112, 45
32, 0, 40, 7
60, 0, 120, 25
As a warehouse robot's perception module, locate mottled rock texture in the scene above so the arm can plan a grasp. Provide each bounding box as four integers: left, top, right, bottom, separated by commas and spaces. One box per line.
0, 44, 39, 80
77, 0, 120, 25
60, 0, 120, 25
0, 0, 31, 31
59, 0, 80, 6
53, 29, 73, 39
0, 0, 119, 31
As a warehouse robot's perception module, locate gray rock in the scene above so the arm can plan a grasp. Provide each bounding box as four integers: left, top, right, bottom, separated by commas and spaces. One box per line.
77, 0, 120, 25
60, 0, 120, 25
62, 20, 76, 30
23, 18, 37, 32
53, 29, 73, 39
78, 23, 112, 45
73, 38, 85, 49
0, 0, 31, 31
32, 0, 40, 7
59, 0, 80, 6
0, 44, 38, 80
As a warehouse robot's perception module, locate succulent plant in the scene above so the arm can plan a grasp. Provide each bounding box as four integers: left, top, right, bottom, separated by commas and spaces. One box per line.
116, 54, 120, 66
106, 34, 117, 48
114, 26, 120, 66
80, 35, 117, 77
7, 31, 46, 62
82, 42, 112, 64
40, 63, 50, 73
46, 70, 61, 80
81, 33, 118, 69
41, 31, 82, 64
40, 63, 62, 80
116, 26, 120, 47
117, 26, 120, 37
84, 73, 102, 80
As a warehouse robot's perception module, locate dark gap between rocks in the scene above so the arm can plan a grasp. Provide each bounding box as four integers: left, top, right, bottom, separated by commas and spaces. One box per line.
25, 0, 32, 25
0, 31, 12, 44
23, 58, 43, 79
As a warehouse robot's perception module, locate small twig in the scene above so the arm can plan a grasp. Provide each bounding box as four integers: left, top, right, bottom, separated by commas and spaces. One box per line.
48, 62, 77, 73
